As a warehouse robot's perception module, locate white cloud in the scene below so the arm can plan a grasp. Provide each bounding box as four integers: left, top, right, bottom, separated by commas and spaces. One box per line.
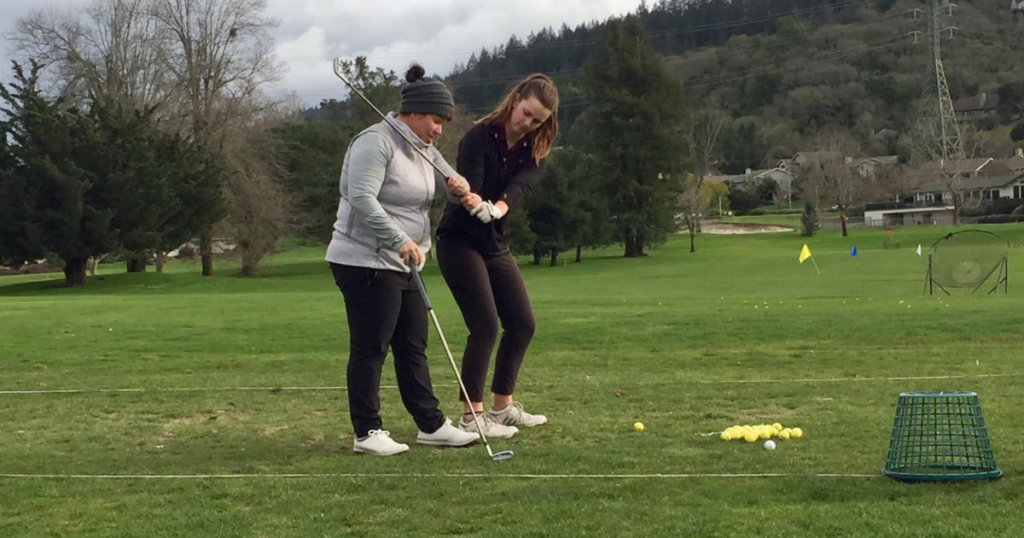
266, 0, 638, 105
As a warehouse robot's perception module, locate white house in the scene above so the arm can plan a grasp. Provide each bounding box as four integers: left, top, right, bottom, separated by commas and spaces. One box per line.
864, 206, 956, 227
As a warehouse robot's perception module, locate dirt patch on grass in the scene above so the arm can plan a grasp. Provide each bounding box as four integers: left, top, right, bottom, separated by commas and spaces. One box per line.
158, 411, 251, 441
701, 222, 795, 234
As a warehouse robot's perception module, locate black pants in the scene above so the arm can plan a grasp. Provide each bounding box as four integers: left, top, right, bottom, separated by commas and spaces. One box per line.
436, 239, 536, 402
330, 263, 445, 438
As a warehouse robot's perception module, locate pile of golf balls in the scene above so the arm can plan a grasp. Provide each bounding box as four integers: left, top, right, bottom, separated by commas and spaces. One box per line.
719, 423, 803, 446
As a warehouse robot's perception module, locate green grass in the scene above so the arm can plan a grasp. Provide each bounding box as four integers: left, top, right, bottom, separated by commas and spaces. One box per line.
2, 224, 1023, 537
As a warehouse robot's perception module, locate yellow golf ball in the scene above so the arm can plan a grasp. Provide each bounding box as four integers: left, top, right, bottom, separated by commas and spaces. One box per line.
633, 422, 645, 432
778, 429, 791, 440
744, 432, 758, 443
772, 423, 783, 431
791, 427, 803, 438
720, 431, 733, 441
758, 428, 772, 440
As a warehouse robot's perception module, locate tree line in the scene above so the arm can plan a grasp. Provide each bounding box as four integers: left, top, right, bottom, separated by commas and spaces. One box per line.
6, 0, 1022, 286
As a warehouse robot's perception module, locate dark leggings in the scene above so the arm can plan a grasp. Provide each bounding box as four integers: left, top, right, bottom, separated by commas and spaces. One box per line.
436, 239, 536, 402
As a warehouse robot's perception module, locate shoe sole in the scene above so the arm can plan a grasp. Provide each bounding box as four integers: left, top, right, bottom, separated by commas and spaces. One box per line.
353, 446, 409, 456
458, 424, 519, 438
416, 437, 480, 447
490, 415, 547, 428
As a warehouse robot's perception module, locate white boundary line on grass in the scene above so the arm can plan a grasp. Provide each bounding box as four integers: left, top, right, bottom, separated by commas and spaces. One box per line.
690, 373, 1024, 385
2, 372, 1021, 395
0, 472, 882, 480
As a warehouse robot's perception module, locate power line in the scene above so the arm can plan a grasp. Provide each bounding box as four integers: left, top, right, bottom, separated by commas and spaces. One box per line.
292, 36, 909, 115
285, 17, 910, 97
277, 0, 879, 63
662, 11, 909, 66
683, 35, 909, 90
451, 12, 909, 94
462, 36, 909, 113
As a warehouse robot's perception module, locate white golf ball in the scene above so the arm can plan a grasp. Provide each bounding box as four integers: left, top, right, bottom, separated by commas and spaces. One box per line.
764, 440, 776, 450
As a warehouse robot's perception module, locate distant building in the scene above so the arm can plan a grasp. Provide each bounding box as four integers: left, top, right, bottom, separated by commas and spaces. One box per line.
953, 92, 1000, 122
708, 165, 795, 203
904, 158, 1011, 188
864, 206, 956, 227
846, 155, 900, 179
998, 148, 1024, 174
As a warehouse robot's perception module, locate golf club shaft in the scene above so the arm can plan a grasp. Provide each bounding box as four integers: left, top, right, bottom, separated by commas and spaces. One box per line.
410, 268, 495, 450
333, 59, 448, 177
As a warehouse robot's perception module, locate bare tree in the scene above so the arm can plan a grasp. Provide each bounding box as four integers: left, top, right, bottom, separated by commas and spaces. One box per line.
862, 161, 917, 204
906, 120, 986, 225
677, 179, 703, 253
8, 0, 172, 107
680, 109, 724, 252
221, 120, 293, 277
150, 0, 282, 276
800, 130, 864, 237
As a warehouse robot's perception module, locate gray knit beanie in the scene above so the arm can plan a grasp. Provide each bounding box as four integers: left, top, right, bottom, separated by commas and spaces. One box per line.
399, 64, 455, 120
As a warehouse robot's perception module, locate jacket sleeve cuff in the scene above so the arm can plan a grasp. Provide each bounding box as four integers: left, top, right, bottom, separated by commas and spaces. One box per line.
501, 186, 524, 210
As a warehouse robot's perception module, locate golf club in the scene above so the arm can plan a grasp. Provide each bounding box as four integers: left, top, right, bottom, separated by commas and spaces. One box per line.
333, 58, 448, 177
410, 266, 514, 462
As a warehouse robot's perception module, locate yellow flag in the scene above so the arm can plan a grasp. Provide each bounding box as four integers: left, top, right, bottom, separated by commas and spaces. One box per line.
799, 244, 812, 264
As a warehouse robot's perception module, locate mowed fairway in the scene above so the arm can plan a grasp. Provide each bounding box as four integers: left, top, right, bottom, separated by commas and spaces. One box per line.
1, 225, 1022, 537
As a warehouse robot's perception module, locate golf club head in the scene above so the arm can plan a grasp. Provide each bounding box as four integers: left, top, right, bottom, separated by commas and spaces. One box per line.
490, 449, 514, 462
332, 58, 347, 82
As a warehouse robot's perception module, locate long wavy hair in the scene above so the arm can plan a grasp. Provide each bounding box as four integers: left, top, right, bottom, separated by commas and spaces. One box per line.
477, 74, 559, 163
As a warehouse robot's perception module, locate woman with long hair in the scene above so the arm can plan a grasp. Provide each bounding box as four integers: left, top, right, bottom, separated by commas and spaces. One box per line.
435, 74, 559, 438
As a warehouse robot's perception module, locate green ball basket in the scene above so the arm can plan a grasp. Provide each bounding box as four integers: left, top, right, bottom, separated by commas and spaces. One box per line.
883, 391, 1002, 482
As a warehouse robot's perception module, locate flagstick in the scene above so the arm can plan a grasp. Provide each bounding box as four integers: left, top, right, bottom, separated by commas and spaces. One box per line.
810, 256, 821, 275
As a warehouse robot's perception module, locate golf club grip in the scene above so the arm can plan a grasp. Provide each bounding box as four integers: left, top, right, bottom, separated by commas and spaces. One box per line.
410, 266, 433, 310
333, 62, 448, 177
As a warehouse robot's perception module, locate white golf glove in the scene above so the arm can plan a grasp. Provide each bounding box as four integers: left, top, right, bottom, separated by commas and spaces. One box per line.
470, 201, 505, 223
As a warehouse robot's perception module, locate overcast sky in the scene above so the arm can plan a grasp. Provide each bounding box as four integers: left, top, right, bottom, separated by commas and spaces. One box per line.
0, 0, 638, 106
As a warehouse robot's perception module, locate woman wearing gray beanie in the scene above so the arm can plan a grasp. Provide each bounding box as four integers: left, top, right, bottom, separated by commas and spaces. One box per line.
326, 64, 477, 456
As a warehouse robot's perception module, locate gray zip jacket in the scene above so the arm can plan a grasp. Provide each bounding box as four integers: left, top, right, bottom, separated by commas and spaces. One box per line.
325, 113, 458, 273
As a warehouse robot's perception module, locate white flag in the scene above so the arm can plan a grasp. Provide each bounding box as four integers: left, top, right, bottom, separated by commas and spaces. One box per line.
916, 244, 922, 256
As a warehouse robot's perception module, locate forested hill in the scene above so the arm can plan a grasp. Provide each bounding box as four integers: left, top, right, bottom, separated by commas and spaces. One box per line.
445, 0, 1024, 172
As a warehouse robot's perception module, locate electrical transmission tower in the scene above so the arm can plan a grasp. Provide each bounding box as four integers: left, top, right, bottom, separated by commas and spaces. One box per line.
911, 0, 964, 162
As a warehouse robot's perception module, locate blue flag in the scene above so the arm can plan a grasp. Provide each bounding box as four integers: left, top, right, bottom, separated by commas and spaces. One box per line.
850, 245, 858, 257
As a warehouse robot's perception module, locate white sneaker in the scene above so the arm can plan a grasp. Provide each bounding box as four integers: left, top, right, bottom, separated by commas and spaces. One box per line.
459, 412, 519, 438
489, 401, 547, 427
417, 418, 479, 447
353, 430, 409, 456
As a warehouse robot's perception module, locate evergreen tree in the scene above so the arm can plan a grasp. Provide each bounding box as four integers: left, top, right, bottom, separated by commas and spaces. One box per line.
0, 61, 225, 284
801, 201, 820, 237
525, 148, 587, 266
579, 17, 689, 257
273, 120, 359, 240
0, 61, 118, 286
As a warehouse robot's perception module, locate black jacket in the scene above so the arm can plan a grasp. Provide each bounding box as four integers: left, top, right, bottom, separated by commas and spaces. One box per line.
436, 123, 546, 254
